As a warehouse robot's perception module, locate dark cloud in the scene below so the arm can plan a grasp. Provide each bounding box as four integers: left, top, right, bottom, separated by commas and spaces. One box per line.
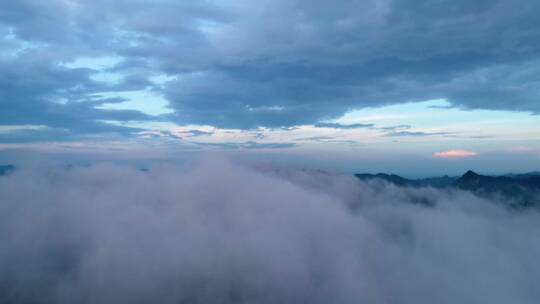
0, 55, 154, 142
162, 0, 540, 128
1, 0, 540, 134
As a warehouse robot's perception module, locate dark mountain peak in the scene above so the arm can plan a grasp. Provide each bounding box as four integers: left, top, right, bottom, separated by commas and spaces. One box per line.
462, 170, 480, 178
455, 170, 489, 188
456, 171, 486, 187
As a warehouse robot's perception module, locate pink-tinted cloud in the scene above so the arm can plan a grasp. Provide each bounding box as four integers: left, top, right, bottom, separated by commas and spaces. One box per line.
433, 149, 478, 158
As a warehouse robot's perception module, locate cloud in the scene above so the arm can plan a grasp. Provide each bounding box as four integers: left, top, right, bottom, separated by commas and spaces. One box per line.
313, 122, 374, 129
160, 0, 540, 128
195, 141, 296, 150
0, 156, 539, 303
379, 125, 412, 131
433, 149, 478, 158
0, 55, 156, 143
385, 130, 453, 137
295, 136, 335, 141
294, 136, 358, 145
2, 0, 540, 135
377, 125, 460, 138
176, 129, 214, 137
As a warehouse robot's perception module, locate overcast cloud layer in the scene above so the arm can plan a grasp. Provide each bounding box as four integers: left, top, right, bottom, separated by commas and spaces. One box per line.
1, 0, 540, 138
0, 157, 539, 303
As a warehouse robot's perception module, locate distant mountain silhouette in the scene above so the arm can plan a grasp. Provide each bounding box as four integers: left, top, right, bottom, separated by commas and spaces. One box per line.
419, 175, 457, 187
456, 170, 540, 190
454, 170, 540, 207
354, 173, 420, 187
356, 170, 540, 208
354, 173, 457, 188
503, 172, 540, 179
0, 165, 15, 176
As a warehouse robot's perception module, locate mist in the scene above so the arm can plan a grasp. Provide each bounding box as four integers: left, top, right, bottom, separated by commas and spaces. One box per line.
0, 156, 539, 304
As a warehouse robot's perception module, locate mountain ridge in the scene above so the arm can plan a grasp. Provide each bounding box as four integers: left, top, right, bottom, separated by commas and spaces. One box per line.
356, 170, 540, 208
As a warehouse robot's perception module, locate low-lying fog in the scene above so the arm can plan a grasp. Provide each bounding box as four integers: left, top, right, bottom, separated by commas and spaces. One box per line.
1, 156, 538, 304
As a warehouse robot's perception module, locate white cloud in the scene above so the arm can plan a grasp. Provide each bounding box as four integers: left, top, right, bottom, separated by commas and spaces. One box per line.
0, 156, 538, 303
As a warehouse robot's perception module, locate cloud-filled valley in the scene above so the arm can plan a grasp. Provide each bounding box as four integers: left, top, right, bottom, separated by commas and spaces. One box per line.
1, 157, 539, 304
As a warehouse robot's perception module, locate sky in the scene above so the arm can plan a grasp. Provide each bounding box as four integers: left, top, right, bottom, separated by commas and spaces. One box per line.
1, 0, 539, 175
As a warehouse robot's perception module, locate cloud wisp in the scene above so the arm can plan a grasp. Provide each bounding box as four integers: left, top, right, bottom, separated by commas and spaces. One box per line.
313, 122, 374, 129
0, 156, 538, 303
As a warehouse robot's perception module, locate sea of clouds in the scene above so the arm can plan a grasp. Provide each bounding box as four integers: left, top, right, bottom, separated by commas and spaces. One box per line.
0, 156, 539, 304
